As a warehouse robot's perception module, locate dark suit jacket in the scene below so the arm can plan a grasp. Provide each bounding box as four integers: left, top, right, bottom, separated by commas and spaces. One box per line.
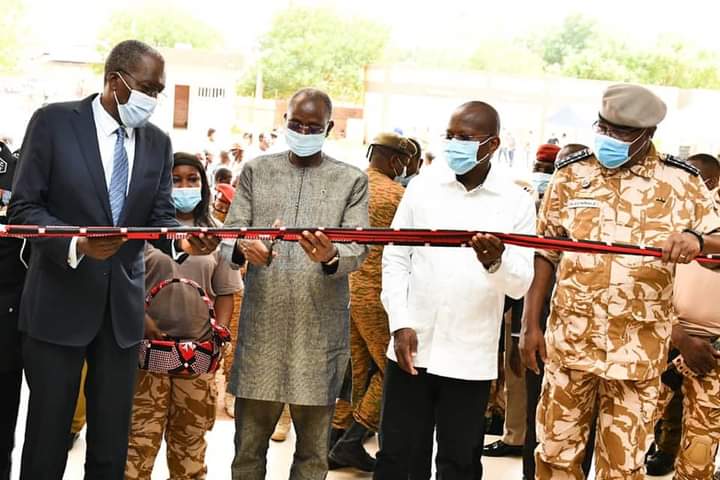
9, 94, 179, 348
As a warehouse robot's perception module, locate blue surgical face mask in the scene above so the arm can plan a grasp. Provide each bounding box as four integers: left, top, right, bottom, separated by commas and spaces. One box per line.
113, 73, 158, 128
532, 172, 552, 196
593, 131, 646, 169
285, 128, 326, 158
444, 137, 493, 175
172, 187, 202, 213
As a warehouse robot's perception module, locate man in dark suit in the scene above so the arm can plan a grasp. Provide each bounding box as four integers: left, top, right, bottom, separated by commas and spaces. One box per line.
0, 141, 27, 480
9, 39, 217, 480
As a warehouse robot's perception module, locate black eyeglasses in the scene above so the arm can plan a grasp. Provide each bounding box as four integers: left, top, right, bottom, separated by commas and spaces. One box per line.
592, 120, 642, 140
287, 120, 327, 135
117, 71, 165, 99
444, 132, 495, 142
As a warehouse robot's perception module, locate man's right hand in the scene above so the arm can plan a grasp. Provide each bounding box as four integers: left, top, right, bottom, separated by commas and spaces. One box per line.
393, 328, 418, 375
677, 332, 720, 376
77, 236, 127, 260
238, 240, 276, 267
520, 326, 547, 375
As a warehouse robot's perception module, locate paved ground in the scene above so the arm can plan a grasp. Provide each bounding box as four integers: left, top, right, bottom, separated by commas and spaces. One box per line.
10, 375, 676, 479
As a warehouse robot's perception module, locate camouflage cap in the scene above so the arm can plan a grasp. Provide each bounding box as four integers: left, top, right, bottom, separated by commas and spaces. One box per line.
600, 84, 667, 128
370, 132, 418, 158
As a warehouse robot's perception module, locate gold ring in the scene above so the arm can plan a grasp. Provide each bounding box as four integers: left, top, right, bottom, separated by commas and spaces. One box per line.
312, 248, 318, 254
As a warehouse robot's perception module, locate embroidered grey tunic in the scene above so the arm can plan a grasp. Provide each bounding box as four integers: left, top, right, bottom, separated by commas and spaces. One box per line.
221, 151, 369, 406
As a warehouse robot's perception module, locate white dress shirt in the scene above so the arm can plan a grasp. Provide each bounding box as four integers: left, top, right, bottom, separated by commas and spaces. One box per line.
381, 164, 536, 381
67, 94, 136, 267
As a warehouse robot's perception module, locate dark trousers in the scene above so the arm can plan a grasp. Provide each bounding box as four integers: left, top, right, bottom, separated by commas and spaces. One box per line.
0, 369, 22, 480
523, 359, 595, 479
20, 314, 139, 480
375, 360, 491, 480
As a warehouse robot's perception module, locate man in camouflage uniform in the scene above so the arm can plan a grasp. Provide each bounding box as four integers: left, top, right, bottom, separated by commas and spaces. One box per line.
329, 132, 416, 471
520, 84, 720, 479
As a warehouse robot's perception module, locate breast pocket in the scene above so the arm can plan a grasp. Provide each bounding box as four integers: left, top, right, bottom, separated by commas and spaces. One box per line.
565, 200, 601, 241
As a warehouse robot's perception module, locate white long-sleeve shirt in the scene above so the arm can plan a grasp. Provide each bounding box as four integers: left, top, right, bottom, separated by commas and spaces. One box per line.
68, 94, 136, 267
381, 164, 536, 381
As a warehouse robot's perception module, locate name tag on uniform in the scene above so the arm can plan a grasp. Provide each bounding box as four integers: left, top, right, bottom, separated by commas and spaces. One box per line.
568, 198, 600, 209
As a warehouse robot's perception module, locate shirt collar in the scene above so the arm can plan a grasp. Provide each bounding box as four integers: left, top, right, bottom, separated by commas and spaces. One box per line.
442, 162, 505, 195
91, 94, 134, 140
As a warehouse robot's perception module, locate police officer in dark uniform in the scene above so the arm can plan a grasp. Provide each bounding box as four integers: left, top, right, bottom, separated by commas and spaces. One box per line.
0, 141, 28, 480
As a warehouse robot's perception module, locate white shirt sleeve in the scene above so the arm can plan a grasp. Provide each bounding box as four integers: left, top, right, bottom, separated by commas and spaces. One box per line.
484, 192, 536, 299
381, 188, 415, 334
67, 236, 85, 269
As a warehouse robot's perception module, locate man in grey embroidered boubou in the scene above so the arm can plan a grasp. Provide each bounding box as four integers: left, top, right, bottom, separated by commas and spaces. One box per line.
221, 88, 369, 480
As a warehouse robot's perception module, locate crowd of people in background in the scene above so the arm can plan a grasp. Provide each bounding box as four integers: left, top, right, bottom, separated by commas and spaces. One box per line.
3, 38, 720, 480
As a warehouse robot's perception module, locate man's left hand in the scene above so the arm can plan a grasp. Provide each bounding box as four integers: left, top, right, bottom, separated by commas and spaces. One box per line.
469, 233, 504, 268
661, 231, 702, 264
182, 234, 221, 256
299, 230, 337, 263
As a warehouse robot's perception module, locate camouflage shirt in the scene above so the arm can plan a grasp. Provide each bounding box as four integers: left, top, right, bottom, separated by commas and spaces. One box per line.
537, 145, 720, 381
350, 167, 405, 292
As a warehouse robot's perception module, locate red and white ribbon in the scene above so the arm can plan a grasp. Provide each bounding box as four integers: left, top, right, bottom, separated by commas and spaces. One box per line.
2, 225, 719, 265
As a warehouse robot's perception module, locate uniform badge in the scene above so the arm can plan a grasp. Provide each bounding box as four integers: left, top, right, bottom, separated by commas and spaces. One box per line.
568, 198, 600, 209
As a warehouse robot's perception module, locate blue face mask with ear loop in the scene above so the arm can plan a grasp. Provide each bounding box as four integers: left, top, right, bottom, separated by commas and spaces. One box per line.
594, 130, 647, 169
444, 137, 494, 175
172, 187, 202, 213
113, 72, 158, 128
285, 127, 327, 157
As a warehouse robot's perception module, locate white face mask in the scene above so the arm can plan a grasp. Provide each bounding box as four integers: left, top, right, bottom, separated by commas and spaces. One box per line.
113, 72, 158, 128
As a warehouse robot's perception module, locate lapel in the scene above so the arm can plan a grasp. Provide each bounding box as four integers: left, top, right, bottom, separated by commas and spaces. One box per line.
71, 95, 112, 224
120, 125, 150, 224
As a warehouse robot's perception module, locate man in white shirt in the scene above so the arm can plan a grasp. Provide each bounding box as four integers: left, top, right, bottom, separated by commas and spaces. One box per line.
374, 101, 536, 479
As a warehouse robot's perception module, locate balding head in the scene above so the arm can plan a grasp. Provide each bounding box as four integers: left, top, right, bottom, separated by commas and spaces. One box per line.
452, 102, 501, 136
688, 153, 720, 189
288, 88, 333, 122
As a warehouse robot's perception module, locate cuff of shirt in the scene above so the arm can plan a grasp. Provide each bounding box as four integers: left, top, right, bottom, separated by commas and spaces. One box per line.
170, 239, 189, 262
535, 249, 560, 267
388, 308, 414, 334
220, 239, 246, 269
67, 237, 85, 269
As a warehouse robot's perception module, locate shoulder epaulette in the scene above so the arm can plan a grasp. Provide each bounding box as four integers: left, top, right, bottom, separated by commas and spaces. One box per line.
555, 148, 592, 170
661, 154, 700, 176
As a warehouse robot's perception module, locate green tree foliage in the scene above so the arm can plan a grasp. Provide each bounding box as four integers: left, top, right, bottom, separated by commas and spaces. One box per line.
97, 3, 222, 54
239, 7, 390, 103
555, 29, 720, 89
0, 0, 26, 73
531, 13, 598, 67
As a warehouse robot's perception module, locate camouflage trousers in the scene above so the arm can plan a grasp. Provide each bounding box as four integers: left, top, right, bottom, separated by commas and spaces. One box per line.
655, 363, 720, 480
125, 370, 217, 480
535, 362, 660, 480
332, 287, 389, 432
222, 291, 244, 383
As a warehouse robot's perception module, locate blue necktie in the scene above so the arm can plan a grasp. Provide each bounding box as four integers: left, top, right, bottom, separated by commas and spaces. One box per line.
109, 127, 129, 225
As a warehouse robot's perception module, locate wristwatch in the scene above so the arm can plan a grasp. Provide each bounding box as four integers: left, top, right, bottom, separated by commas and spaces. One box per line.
485, 258, 502, 274
322, 251, 340, 267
